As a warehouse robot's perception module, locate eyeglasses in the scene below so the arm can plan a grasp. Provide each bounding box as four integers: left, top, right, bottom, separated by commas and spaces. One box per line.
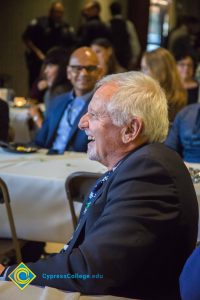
69, 65, 98, 73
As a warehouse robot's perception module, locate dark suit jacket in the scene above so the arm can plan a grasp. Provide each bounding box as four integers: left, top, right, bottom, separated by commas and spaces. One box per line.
0, 99, 9, 142
34, 91, 91, 152
6, 143, 198, 299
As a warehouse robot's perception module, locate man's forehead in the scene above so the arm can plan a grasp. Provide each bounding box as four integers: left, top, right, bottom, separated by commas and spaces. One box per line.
90, 82, 118, 108
96, 82, 118, 99
69, 50, 98, 66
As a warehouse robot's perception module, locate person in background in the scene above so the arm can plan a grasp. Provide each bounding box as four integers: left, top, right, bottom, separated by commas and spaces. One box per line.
0, 99, 9, 142
77, 0, 111, 46
168, 15, 200, 57
34, 47, 101, 153
174, 51, 199, 105
91, 38, 126, 77
29, 47, 71, 128
22, 1, 76, 88
29, 47, 72, 128
109, 1, 141, 69
141, 47, 187, 123
179, 245, 200, 300
165, 103, 200, 163
0, 72, 198, 300
28, 73, 48, 104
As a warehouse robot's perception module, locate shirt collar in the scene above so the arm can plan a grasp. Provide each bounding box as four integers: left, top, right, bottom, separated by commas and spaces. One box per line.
70, 89, 94, 102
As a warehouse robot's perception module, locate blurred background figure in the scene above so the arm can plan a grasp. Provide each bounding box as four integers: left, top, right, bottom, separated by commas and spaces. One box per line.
38, 47, 71, 113
109, 1, 141, 69
165, 103, 200, 163
91, 38, 126, 76
77, 0, 111, 46
22, 1, 76, 89
168, 15, 200, 58
174, 51, 199, 105
29, 47, 72, 128
0, 98, 9, 142
141, 47, 187, 123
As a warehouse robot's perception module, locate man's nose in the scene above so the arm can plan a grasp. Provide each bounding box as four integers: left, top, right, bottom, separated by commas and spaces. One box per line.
79, 67, 89, 75
78, 113, 88, 130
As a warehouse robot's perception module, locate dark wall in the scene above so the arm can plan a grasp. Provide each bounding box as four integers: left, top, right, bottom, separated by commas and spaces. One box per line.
0, 0, 52, 95
176, 0, 200, 18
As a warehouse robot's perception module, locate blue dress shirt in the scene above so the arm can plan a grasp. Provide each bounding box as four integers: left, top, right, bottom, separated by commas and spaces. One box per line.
52, 91, 93, 153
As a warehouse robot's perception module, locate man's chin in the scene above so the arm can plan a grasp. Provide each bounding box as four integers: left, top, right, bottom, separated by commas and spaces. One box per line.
87, 149, 99, 162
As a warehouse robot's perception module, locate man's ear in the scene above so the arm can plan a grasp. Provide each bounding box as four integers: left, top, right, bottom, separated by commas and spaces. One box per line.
121, 118, 143, 144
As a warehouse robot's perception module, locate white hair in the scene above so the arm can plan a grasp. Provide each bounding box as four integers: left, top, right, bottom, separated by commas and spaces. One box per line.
96, 71, 169, 143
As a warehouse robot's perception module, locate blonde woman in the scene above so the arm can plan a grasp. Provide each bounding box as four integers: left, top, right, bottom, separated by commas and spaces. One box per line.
141, 47, 187, 122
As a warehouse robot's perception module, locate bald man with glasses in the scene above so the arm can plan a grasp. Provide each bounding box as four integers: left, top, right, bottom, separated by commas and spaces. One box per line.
34, 47, 101, 154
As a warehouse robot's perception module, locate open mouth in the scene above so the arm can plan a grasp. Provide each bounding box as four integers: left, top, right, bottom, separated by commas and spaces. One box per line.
88, 135, 95, 144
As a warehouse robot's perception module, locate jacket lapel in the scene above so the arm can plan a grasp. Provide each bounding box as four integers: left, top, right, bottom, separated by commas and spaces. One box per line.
66, 185, 105, 253
65, 99, 90, 149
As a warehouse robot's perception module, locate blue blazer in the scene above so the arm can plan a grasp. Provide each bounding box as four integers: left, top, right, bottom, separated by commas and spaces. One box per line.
6, 143, 198, 299
180, 245, 200, 300
35, 91, 91, 152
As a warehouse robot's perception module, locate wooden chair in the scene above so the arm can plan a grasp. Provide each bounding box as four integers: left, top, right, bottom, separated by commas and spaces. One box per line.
65, 171, 101, 229
0, 177, 22, 265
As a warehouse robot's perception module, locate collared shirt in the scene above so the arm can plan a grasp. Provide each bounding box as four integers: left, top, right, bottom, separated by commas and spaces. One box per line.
52, 90, 93, 153
165, 103, 200, 163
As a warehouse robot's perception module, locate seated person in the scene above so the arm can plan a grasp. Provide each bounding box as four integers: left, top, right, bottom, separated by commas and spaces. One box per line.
33, 46, 101, 153
29, 46, 72, 129
175, 50, 199, 105
180, 245, 200, 300
0, 72, 198, 300
91, 38, 126, 76
165, 103, 200, 163
0, 98, 9, 142
29, 46, 72, 121
141, 47, 187, 123
42, 47, 72, 113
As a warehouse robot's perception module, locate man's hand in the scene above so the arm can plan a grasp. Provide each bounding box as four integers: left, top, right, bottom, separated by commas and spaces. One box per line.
0, 264, 5, 276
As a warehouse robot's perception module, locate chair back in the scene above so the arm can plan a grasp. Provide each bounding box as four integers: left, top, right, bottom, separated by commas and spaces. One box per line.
65, 171, 101, 228
0, 177, 22, 263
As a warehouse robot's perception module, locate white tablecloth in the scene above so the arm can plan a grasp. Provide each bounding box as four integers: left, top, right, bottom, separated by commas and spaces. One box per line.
0, 281, 133, 300
0, 150, 106, 243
